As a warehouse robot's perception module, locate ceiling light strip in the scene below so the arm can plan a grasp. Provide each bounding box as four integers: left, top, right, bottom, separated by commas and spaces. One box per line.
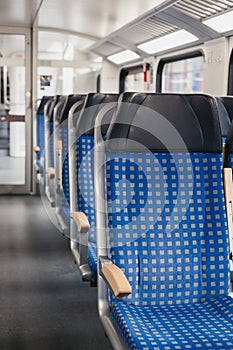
203, 8, 233, 32
107, 50, 140, 64
138, 29, 198, 54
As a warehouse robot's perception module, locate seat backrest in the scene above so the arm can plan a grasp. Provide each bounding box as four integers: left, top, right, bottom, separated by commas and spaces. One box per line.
75, 93, 119, 243
58, 94, 85, 206
37, 96, 53, 115
49, 96, 66, 168
215, 96, 233, 138
104, 93, 229, 307
36, 96, 53, 164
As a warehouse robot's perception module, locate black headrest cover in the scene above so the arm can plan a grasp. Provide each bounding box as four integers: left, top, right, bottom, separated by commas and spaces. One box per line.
215, 97, 233, 137
47, 95, 60, 122
52, 96, 66, 122
222, 96, 233, 166
218, 96, 233, 122
76, 93, 119, 136
106, 93, 222, 153
59, 94, 85, 124
37, 96, 53, 114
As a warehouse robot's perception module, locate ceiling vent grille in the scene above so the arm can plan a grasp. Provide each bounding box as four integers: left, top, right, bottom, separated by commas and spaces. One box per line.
91, 42, 121, 57
120, 16, 178, 45
173, 0, 233, 20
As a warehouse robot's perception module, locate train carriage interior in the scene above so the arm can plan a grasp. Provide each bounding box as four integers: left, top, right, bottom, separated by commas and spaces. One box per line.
0, 0, 233, 349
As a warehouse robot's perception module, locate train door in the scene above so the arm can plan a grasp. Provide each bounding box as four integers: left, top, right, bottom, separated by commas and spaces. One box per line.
0, 28, 31, 194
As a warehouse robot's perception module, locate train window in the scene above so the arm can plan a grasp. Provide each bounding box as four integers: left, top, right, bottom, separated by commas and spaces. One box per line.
228, 49, 233, 95
156, 52, 204, 93
120, 65, 144, 93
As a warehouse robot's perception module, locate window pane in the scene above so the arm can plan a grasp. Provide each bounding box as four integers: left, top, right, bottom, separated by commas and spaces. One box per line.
162, 55, 204, 93
124, 71, 144, 92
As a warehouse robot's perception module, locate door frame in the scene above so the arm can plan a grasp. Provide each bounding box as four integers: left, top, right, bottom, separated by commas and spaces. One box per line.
0, 26, 32, 194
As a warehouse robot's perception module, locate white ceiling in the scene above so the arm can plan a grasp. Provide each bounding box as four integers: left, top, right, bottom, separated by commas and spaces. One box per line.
0, 0, 230, 66
0, 0, 168, 39
0, 0, 170, 59
0, 0, 41, 26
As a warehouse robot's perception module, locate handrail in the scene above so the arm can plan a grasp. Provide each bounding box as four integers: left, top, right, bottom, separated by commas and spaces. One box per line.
0, 114, 25, 122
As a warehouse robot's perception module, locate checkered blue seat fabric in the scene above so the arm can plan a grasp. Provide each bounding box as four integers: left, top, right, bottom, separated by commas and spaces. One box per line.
76, 135, 97, 276
111, 295, 233, 349
59, 127, 70, 205
57, 127, 70, 225
36, 113, 44, 172
105, 151, 232, 349
228, 154, 233, 168
49, 121, 54, 168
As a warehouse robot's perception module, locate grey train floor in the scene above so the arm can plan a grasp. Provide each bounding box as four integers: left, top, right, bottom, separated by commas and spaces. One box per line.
0, 195, 112, 350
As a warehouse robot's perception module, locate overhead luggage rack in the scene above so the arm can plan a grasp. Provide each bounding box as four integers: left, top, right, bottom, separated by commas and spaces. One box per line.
88, 0, 233, 61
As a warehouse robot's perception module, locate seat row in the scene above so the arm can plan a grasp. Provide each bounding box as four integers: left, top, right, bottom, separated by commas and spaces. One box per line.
35, 92, 233, 350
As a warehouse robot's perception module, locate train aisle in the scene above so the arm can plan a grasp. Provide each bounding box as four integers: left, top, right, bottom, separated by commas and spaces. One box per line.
0, 195, 112, 350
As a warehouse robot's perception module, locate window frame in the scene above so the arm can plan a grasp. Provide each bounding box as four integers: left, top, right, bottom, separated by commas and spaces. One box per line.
96, 73, 101, 93
119, 64, 143, 93
156, 51, 204, 93
228, 49, 233, 95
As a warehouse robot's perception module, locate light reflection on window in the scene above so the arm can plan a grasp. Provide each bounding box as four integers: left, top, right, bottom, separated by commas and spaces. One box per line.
162, 56, 204, 93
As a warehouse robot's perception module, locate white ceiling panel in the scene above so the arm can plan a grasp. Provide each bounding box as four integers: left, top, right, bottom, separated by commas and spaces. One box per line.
36, 0, 169, 39
0, 0, 41, 26
38, 31, 94, 58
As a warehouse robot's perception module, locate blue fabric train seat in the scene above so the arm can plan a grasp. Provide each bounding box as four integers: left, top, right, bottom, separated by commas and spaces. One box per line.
46, 96, 63, 168
96, 93, 233, 349
70, 92, 119, 283
222, 97, 233, 288
54, 94, 85, 235
44, 95, 64, 204
36, 95, 52, 173
216, 96, 233, 143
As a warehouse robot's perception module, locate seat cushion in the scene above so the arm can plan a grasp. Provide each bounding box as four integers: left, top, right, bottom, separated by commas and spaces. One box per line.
111, 296, 233, 350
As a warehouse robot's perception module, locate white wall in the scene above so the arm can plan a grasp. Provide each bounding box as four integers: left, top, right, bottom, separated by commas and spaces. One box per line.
203, 38, 229, 95
74, 71, 97, 94
100, 60, 120, 93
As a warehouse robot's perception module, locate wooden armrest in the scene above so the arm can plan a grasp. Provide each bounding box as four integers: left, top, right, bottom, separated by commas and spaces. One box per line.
48, 167, 55, 179
41, 157, 44, 165
71, 211, 90, 233
34, 146, 40, 153
224, 168, 233, 202
56, 140, 62, 150
102, 263, 131, 298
